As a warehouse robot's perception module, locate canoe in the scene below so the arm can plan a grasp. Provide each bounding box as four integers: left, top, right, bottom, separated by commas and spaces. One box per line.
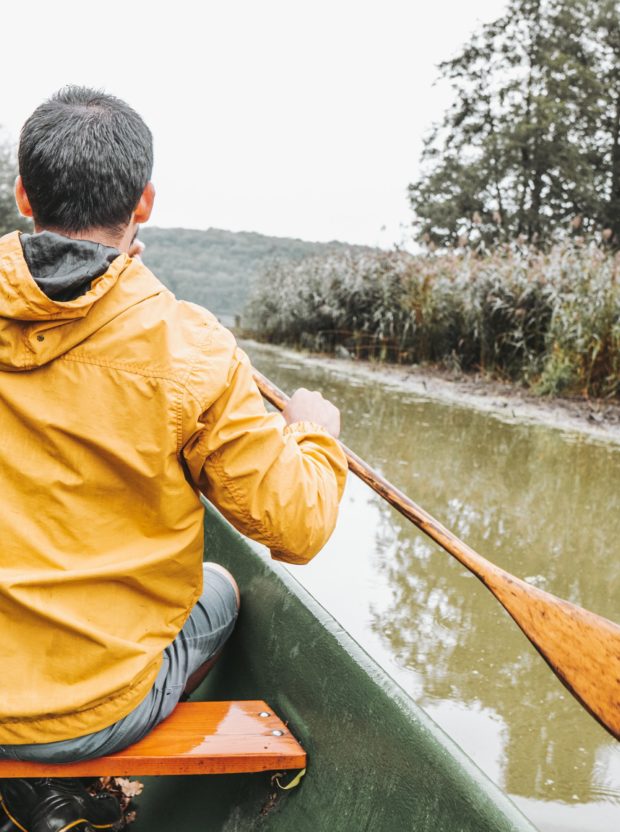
132, 499, 539, 831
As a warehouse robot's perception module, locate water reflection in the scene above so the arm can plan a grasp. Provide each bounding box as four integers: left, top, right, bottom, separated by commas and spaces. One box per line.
244, 343, 620, 831
371, 492, 613, 804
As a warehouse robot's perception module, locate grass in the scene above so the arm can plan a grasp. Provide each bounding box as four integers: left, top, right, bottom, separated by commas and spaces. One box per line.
246, 241, 620, 399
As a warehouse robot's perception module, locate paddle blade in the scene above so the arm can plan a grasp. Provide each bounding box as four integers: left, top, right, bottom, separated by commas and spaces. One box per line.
485, 570, 620, 740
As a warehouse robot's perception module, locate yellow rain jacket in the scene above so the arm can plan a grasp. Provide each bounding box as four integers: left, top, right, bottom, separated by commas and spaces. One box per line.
0, 230, 347, 744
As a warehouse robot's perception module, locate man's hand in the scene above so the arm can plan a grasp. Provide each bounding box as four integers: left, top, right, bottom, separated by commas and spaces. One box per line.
282, 388, 341, 438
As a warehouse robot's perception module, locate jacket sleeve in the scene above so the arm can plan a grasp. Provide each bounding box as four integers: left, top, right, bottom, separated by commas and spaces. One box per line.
182, 343, 348, 564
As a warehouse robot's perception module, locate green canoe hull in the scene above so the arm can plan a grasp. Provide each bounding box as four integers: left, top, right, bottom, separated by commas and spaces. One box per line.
133, 502, 537, 831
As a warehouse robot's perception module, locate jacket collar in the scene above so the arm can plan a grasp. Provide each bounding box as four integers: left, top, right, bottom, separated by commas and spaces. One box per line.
0, 231, 164, 370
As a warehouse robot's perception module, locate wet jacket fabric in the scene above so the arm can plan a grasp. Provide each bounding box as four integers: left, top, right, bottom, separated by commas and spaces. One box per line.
0, 230, 347, 744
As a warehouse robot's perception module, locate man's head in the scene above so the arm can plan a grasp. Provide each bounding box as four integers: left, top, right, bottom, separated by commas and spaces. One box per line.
16, 86, 155, 250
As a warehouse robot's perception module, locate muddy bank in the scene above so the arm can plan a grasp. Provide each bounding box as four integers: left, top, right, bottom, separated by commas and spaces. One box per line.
242, 339, 620, 446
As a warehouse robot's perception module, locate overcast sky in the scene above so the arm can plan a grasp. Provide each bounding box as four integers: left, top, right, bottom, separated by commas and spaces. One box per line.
3, 0, 508, 248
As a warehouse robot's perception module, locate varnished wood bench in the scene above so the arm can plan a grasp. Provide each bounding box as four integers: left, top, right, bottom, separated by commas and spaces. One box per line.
0, 701, 306, 777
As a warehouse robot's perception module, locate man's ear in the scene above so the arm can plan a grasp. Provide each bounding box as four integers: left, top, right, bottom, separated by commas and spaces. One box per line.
133, 182, 155, 224
15, 176, 34, 218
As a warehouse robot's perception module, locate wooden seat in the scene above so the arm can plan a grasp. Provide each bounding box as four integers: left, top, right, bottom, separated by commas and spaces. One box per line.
0, 701, 306, 777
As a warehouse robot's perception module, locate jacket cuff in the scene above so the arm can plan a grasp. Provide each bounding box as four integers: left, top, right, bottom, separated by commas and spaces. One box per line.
283, 420, 331, 437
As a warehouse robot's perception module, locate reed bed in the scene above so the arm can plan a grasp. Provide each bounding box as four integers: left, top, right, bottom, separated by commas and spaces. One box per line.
246, 242, 620, 399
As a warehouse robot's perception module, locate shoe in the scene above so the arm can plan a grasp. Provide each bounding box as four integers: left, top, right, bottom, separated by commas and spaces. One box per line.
0, 778, 122, 832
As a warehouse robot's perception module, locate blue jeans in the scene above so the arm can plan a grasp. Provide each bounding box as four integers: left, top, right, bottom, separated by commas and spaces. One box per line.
0, 563, 238, 763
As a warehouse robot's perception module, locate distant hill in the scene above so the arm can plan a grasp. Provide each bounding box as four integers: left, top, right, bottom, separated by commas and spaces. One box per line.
140, 227, 370, 318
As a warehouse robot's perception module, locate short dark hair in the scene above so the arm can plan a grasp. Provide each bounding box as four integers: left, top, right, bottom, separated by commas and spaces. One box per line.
19, 86, 153, 233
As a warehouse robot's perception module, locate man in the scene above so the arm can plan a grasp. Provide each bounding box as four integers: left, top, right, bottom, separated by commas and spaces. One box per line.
0, 87, 346, 832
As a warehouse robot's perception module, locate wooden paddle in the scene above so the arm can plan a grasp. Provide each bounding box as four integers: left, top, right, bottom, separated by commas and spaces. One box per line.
252, 368, 620, 741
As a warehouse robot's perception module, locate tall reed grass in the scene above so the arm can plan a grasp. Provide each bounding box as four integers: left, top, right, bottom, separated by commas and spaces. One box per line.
246, 242, 620, 399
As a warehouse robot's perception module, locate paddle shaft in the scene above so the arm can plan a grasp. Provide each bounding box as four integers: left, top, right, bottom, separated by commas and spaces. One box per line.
252, 367, 620, 741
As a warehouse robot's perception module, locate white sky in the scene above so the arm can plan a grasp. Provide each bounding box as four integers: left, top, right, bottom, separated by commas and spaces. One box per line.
2, 0, 508, 248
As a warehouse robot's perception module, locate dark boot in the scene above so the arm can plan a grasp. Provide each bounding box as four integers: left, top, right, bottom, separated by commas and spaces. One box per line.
0, 778, 122, 832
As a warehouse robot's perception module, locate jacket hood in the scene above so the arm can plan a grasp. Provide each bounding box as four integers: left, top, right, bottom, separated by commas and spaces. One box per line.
0, 231, 160, 371
21, 230, 120, 302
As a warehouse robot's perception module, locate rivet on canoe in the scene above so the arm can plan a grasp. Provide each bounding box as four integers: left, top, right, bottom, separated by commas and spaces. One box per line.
271, 729, 284, 736
259, 711, 271, 717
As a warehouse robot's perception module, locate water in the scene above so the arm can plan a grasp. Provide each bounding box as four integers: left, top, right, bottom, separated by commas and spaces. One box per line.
244, 341, 620, 832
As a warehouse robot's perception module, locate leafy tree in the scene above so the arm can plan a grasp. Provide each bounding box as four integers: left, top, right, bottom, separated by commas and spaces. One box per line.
0, 133, 30, 237
409, 0, 620, 247
592, 0, 620, 243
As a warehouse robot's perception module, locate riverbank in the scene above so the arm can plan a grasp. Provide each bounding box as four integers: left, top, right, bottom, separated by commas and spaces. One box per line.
242, 339, 620, 446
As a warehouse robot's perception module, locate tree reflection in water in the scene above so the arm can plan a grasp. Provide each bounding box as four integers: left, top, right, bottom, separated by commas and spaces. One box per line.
363, 394, 620, 805
244, 344, 620, 823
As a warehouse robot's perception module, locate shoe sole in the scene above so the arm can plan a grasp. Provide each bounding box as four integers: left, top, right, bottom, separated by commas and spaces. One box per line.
54, 823, 123, 832
0, 798, 122, 832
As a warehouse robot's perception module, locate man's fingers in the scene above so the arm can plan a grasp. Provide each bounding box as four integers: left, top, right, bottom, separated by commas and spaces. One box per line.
128, 239, 145, 259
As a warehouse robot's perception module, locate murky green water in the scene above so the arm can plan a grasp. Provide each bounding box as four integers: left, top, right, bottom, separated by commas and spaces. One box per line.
244, 341, 620, 832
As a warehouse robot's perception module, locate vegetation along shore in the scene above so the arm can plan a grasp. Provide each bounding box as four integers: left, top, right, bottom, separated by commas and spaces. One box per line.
245, 243, 620, 405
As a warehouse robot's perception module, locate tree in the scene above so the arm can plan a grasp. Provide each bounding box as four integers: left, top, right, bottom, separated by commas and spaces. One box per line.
409, 0, 619, 248
0, 133, 31, 237
592, 0, 620, 243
